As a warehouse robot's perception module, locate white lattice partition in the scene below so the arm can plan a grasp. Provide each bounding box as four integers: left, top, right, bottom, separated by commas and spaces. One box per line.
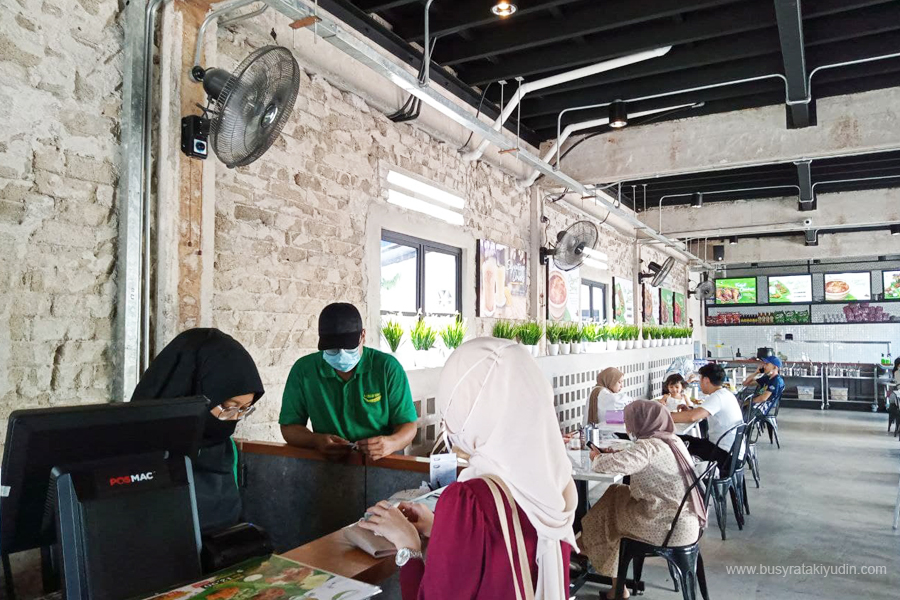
537, 345, 695, 433
403, 344, 695, 454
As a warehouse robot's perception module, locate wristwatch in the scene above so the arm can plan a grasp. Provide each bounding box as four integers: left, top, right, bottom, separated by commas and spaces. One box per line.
395, 547, 424, 567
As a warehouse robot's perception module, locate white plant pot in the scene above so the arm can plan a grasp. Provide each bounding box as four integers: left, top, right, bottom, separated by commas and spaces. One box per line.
523, 343, 537, 357
560, 342, 571, 355
654, 339, 662, 347
629, 340, 637, 349
642, 338, 650, 348
571, 342, 581, 355
617, 340, 626, 350
548, 343, 560, 356
591, 341, 603, 353
606, 339, 616, 352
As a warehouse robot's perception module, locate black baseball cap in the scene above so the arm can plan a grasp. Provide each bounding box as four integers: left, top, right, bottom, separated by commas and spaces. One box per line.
318, 303, 363, 351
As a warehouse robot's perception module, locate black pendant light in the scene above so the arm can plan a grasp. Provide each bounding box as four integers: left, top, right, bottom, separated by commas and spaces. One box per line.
608, 100, 628, 128
690, 192, 704, 208
729, 236, 738, 245
891, 224, 900, 236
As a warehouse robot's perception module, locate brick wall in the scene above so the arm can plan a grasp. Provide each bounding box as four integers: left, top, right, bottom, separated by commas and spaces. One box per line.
0, 0, 120, 438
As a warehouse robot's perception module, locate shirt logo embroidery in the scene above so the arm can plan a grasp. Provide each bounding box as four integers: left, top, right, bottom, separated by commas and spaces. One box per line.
364, 393, 382, 404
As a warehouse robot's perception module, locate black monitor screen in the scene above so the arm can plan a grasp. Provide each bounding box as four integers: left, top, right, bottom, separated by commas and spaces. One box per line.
0, 397, 209, 554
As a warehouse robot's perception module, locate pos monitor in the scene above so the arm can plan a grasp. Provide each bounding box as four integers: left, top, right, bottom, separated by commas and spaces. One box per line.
1, 397, 210, 600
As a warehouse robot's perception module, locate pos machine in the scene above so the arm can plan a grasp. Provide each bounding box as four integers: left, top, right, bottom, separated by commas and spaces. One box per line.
1, 397, 209, 600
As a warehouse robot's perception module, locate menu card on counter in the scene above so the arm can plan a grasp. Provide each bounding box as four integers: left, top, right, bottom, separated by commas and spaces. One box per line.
145, 555, 380, 600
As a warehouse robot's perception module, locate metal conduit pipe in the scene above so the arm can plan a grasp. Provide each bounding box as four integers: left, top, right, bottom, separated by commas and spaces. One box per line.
460, 46, 672, 162
661, 220, 900, 240
421, 0, 436, 86
191, 0, 260, 82
517, 103, 697, 189
220, 2, 269, 26
656, 185, 801, 234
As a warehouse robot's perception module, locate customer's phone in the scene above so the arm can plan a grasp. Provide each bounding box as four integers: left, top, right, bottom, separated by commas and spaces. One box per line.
585, 440, 600, 452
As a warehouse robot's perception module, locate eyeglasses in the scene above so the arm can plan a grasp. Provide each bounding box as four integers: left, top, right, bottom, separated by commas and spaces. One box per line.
215, 404, 256, 421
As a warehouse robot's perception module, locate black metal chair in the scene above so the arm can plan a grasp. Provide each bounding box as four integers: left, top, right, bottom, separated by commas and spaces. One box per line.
744, 406, 765, 488
707, 423, 748, 540
613, 462, 717, 600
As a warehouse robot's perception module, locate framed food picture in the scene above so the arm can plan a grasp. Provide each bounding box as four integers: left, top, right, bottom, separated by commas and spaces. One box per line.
660, 289, 674, 324
715, 277, 757, 304
882, 271, 900, 300
768, 275, 812, 303
642, 284, 659, 324
613, 277, 635, 324
824, 272, 871, 302
477, 240, 527, 318
673, 292, 686, 325
547, 263, 581, 321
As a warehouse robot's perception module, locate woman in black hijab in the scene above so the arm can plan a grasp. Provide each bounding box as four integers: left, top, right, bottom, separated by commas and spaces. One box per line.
131, 328, 264, 533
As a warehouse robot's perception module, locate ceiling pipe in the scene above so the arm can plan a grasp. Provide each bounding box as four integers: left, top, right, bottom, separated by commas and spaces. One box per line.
191, 0, 260, 81
460, 46, 672, 162
262, 1, 712, 269
517, 103, 697, 189
656, 185, 801, 233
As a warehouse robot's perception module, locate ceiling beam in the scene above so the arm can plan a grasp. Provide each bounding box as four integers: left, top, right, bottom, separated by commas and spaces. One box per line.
435, 0, 741, 67
796, 160, 815, 210
774, 0, 812, 128
354, 0, 419, 13
402, 1, 582, 43
459, 1, 774, 86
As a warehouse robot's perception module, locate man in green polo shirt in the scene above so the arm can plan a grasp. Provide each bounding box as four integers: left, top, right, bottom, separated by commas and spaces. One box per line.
280, 303, 418, 461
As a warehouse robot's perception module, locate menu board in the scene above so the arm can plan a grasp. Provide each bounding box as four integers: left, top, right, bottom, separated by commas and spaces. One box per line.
674, 292, 686, 324
613, 277, 635, 324
824, 272, 871, 302
547, 263, 581, 322
660, 289, 674, 324
715, 277, 757, 304
884, 271, 900, 300
477, 240, 527, 318
642, 284, 659, 324
768, 275, 812, 304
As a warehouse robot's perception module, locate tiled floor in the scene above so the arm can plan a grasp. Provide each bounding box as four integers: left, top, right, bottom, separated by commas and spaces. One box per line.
576, 408, 900, 599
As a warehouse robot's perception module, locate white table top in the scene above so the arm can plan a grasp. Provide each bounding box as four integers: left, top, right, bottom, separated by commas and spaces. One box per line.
591, 420, 703, 438
568, 450, 624, 483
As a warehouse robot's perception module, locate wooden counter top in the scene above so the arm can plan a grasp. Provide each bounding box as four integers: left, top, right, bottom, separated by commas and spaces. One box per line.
281, 528, 397, 585
236, 439, 450, 473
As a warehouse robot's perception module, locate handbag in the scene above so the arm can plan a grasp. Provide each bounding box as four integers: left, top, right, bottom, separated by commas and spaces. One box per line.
480, 475, 536, 600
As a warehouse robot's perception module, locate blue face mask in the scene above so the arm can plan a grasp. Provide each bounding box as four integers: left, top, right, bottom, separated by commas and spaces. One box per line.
323, 348, 362, 373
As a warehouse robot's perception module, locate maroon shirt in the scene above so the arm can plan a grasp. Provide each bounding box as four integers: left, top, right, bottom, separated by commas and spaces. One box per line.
400, 479, 571, 600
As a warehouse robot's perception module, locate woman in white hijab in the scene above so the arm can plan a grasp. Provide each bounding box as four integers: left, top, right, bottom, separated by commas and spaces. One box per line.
359, 337, 578, 600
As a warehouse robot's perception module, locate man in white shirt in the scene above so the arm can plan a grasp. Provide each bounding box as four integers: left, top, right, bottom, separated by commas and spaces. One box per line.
672, 363, 744, 472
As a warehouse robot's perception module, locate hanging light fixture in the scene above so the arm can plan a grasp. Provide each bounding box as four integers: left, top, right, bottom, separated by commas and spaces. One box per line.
713, 245, 725, 261
891, 224, 900, 236
729, 236, 738, 245
491, 1, 517, 17
690, 192, 704, 209
608, 100, 628, 128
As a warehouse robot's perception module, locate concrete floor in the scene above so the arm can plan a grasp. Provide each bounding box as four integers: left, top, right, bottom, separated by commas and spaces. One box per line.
576, 409, 900, 600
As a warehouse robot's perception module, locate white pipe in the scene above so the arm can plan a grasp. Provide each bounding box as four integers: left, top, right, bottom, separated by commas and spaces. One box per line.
518, 104, 695, 189
461, 46, 672, 162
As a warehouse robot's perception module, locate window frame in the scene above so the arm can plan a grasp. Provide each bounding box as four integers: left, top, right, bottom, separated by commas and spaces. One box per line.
581, 279, 608, 323
381, 230, 462, 317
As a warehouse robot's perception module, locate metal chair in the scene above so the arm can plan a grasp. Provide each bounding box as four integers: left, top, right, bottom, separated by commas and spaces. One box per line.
706, 423, 748, 540
613, 463, 717, 600
744, 406, 765, 488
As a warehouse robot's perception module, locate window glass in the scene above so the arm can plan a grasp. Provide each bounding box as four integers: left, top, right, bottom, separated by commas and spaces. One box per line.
424, 251, 458, 314
381, 240, 418, 313
593, 286, 605, 322
580, 284, 591, 321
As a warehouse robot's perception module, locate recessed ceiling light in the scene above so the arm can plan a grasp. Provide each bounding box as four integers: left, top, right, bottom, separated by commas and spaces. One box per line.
491, 2, 517, 17
608, 100, 628, 128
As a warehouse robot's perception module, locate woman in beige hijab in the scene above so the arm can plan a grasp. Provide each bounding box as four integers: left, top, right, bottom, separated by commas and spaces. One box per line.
360, 337, 578, 600
585, 367, 633, 425
581, 400, 705, 599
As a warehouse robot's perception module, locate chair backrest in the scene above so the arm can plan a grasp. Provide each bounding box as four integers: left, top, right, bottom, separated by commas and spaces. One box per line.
663, 461, 717, 547
714, 422, 747, 478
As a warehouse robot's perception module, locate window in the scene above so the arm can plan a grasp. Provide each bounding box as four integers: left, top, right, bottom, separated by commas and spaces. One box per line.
580, 280, 607, 322
385, 169, 465, 225
381, 231, 461, 316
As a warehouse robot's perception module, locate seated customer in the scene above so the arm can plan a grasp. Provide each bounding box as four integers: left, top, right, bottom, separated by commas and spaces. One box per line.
742, 356, 785, 416
280, 303, 417, 461
359, 338, 577, 600
585, 367, 634, 424
581, 401, 706, 600
131, 328, 264, 533
659, 373, 690, 411
672, 363, 743, 472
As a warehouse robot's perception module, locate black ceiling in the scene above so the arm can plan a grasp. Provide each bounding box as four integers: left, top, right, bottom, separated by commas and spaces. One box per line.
617, 150, 900, 211
334, 0, 900, 142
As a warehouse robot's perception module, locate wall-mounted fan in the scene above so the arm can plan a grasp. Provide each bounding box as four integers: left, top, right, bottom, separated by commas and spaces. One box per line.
689, 273, 715, 300
183, 46, 300, 168
540, 220, 601, 271
639, 257, 675, 287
